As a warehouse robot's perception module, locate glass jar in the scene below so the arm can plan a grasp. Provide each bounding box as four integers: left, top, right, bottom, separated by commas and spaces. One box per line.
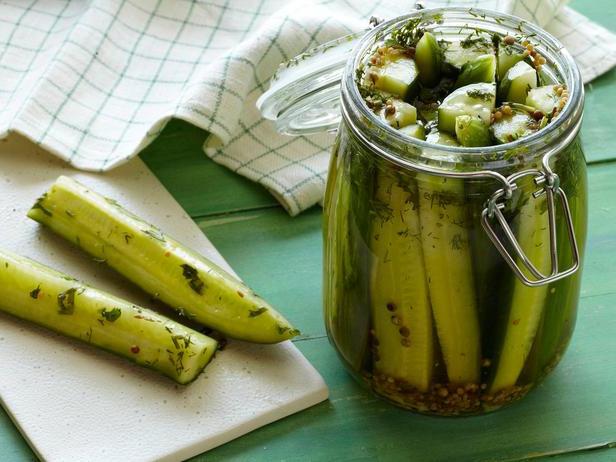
259, 7, 587, 416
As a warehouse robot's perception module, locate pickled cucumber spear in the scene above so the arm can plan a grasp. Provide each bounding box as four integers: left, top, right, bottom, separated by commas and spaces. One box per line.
370, 171, 434, 391
0, 249, 218, 384
418, 175, 481, 384
490, 187, 551, 391
28, 176, 298, 344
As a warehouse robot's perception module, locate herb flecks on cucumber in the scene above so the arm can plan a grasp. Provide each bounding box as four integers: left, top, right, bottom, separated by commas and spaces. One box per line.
357, 21, 566, 147
0, 249, 218, 384
28, 176, 299, 344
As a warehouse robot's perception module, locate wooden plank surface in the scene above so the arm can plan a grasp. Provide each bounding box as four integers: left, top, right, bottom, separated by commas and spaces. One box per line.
187, 163, 616, 462
2, 1, 616, 460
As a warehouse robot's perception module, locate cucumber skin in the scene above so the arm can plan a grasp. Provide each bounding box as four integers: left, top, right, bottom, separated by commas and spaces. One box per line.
0, 249, 218, 384
418, 175, 481, 384
415, 32, 442, 86
455, 54, 496, 88
28, 176, 298, 344
489, 184, 551, 392
370, 170, 434, 392
534, 141, 588, 374
324, 132, 372, 372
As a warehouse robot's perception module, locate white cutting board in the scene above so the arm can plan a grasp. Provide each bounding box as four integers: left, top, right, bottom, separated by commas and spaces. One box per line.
0, 134, 328, 462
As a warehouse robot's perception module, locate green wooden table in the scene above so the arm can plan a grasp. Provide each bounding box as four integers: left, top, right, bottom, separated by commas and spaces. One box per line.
2, 2, 616, 460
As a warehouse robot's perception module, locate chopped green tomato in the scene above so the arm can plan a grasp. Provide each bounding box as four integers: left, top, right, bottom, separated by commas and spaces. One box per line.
425, 129, 459, 146
455, 115, 492, 147
490, 187, 551, 392
497, 44, 525, 80
415, 32, 442, 86
28, 177, 299, 344
437, 82, 496, 134
0, 249, 218, 384
373, 55, 420, 100
398, 123, 425, 140
442, 38, 494, 70
455, 54, 496, 88
370, 172, 434, 392
380, 100, 417, 128
526, 85, 560, 115
418, 175, 481, 384
498, 61, 537, 103
491, 108, 538, 144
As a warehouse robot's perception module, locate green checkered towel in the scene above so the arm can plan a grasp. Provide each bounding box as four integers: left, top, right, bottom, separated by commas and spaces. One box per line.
1, 1, 615, 215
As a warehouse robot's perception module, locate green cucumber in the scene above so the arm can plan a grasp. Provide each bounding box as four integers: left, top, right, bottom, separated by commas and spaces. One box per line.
497, 45, 525, 81
373, 55, 420, 100
380, 100, 417, 129
28, 176, 298, 344
0, 249, 218, 384
490, 185, 551, 392
443, 39, 494, 70
498, 61, 537, 104
455, 54, 496, 88
425, 129, 459, 146
418, 175, 481, 384
415, 32, 442, 86
437, 83, 495, 134
455, 115, 492, 147
526, 85, 560, 115
370, 171, 434, 391
398, 123, 425, 140
490, 108, 538, 144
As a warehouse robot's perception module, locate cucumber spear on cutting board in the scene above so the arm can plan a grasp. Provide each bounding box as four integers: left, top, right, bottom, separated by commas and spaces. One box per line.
28, 176, 299, 344
0, 249, 218, 384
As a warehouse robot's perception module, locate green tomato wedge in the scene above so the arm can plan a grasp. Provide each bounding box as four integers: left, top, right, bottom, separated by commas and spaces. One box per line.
0, 248, 218, 384
498, 61, 537, 104
455, 115, 492, 147
380, 100, 417, 128
398, 123, 425, 140
415, 32, 442, 86
28, 176, 299, 344
490, 108, 538, 144
437, 82, 496, 134
455, 54, 496, 88
425, 129, 459, 146
526, 85, 560, 115
373, 54, 420, 100
497, 44, 525, 81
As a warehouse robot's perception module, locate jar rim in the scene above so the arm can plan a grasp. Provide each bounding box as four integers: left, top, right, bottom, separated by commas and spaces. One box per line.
341, 7, 584, 169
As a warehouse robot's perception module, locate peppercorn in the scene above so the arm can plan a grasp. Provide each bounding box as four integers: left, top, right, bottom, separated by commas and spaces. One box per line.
503, 35, 516, 45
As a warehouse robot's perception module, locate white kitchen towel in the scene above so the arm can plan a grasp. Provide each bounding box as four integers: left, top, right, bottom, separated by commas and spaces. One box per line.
1, 1, 615, 215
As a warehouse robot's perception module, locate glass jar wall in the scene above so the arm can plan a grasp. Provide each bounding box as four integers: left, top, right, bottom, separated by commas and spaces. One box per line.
322, 8, 587, 416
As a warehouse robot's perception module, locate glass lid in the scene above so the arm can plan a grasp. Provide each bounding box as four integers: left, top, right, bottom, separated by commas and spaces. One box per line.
256, 31, 365, 136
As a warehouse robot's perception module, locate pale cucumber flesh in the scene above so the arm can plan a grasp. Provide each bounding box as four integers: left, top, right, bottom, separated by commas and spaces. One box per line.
370, 172, 434, 392
455, 115, 491, 147
418, 176, 481, 384
374, 56, 419, 100
437, 83, 496, 134
499, 61, 538, 104
526, 85, 560, 115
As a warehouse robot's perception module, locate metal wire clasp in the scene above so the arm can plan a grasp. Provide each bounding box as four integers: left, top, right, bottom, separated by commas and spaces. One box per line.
481, 155, 580, 287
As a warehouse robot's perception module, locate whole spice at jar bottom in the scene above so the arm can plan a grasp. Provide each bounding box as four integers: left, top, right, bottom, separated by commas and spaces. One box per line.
367, 372, 533, 415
